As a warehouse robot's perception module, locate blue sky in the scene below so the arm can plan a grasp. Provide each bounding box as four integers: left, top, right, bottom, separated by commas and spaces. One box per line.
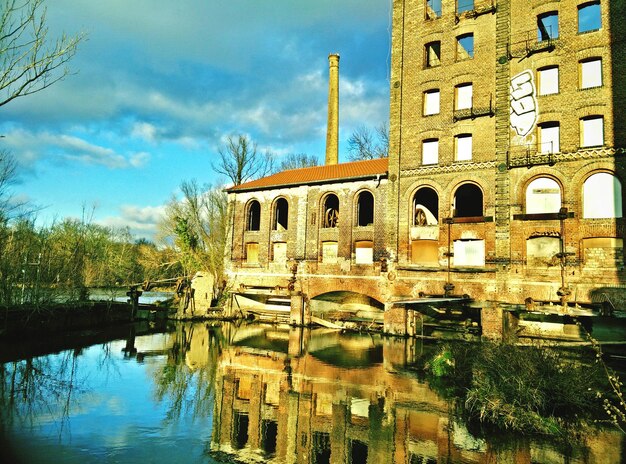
1, 0, 391, 240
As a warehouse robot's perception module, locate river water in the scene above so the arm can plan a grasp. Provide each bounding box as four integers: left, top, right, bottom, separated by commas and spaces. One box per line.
0, 321, 623, 463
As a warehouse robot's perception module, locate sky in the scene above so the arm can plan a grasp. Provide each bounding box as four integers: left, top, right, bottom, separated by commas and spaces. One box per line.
1, 0, 392, 240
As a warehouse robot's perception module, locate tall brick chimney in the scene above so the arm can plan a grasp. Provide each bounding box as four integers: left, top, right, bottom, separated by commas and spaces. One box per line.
325, 53, 340, 165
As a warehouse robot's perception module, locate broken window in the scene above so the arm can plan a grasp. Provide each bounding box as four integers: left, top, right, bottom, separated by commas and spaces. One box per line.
261, 420, 278, 455
583, 172, 622, 218
355, 241, 374, 264
422, 139, 439, 165
425, 41, 441, 68
233, 411, 249, 450
273, 197, 289, 230
423, 89, 440, 115
527, 236, 561, 267
455, 83, 473, 110
580, 58, 602, 89
538, 12, 559, 41
538, 122, 560, 154
578, 1, 601, 33
356, 191, 374, 226
425, 0, 442, 18
453, 239, 485, 266
413, 187, 439, 225
526, 177, 561, 214
457, 0, 474, 14
537, 66, 559, 95
453, 183, 483, 217
245, 242, 259, 264
322, 194, 339, 228
456, 33, 474, 60
580, 116, 604, 147
455, 134, 472, 161
246, 200, 261, 231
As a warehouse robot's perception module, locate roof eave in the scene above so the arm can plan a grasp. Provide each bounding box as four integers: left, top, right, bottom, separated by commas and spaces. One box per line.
225, 172, 388, 194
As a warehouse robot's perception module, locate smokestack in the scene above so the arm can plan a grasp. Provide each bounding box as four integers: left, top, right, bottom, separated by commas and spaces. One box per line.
325, 53, 340, 165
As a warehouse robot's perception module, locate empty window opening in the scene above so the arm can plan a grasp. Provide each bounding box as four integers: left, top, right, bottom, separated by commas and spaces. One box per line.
456, 34, 474, 60
246, 200, 261, 231
350, 440, 368, 464
457, 0, 474, 14
426, 0, 442, 18
538, 12, 559, 41
272, 242, 287, 262
455, 134, 473, 161
323, 194, 339, 228
453, 184, 483, 217
273, 198, 288, 230
580, 116, 604, 147
583, 173, 622, 218
233, 411, 249, 450
578, 1, 601, 33
322, 241, 338, 264
526, 177, 561, 214
425, 41, 441, 68
312, 432, 331, 464
261, 420, 278, 455
580, 58, 602, 89
423, 89, 440, 115
455, 83, 473, 110
357, 191, 374, 226
422, 139, 439, 165
538, 122, 560, 154
246, 242, 259, 264
355, 240, 374, 264
453, 239, 485, 266
538, 66, 559, 95
413, 187, 439, 225
527, 236, 561, 267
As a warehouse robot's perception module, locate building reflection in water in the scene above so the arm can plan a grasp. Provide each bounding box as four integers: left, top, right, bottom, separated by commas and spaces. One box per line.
169, 322, 623, 464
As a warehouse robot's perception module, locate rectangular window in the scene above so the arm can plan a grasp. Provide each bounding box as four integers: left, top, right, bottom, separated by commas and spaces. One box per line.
455, 134, 472, 161
453, 239, 485, 267
354, 241, 374, 264
537, 66, 559, 95
246, 243, 259, 264
580, 116, 604, 147
322, 241, 338, 264
423, 89, 440, 115
425, 41, 441, 68
457, 0, 474, 14
456, 34, 474, 60
539, 123, 560, 153
538, 12, 559, 41
455, 83, 473, 110
426, 0, 442, 19
580, 58, 602, 89
422, 139, 439, 165
578, 2, 601, 33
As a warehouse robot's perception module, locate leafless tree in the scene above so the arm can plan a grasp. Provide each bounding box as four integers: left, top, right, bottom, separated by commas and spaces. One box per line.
0, 0, 85, 108
213, 134, 274, 186
347, 123, 389, 161
277, 153, 319, 171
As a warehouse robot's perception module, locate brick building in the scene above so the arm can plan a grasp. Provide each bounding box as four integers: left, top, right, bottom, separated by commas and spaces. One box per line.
225, 0, 626, 322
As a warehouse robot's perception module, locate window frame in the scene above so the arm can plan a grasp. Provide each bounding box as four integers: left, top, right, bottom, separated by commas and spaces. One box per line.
425, 41, 441, 68
455, 83, 473, 110
423, 89, 441, 116
455, 134, 473, 161
580, 116, 604, 148
578, 1, 601, 34
425, 0, 442, 19
538, 122, 560, 154
422, 139, 439, 165
456, 33, 474, 60
579, 58, 602, 89
537, 66, 559, 96
537, 11, 559, 42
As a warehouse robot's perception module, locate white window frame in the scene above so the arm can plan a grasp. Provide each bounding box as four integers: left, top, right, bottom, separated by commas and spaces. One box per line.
455, 83, 473, 110
423, 89, 440, 115
538, 66, 559, 95
580, 58, 602, 89
455, 134, 472, 161
580, 116, 604, 148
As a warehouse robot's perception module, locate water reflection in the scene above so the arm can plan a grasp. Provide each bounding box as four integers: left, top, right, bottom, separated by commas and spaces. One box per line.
0, 322, 623, 464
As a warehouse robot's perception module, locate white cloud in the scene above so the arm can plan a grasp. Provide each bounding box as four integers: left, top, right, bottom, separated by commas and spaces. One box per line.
98, 204, 167, 241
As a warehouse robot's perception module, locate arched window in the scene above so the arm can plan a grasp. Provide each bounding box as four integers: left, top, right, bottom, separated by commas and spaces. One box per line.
412, 187, 439, 225
246, 200, 261, 231
583, 173, 622, 218
453, 184, 483, 217
356, 191, 374, 226
273, 198, 289, 230
322, 194, 339, 228
526, 177, 561, 214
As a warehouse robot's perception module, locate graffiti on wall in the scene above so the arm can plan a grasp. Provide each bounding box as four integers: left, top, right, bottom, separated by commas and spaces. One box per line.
509, 70, 538, 138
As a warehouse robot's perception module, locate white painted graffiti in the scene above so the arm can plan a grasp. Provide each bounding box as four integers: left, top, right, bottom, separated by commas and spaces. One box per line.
509, 70, 538, 137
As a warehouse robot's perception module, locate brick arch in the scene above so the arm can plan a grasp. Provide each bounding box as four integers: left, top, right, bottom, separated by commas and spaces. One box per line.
307, 284, 385, 305
570, 161, 624, 218
513, 167, 566, 210
353, 188, 375, 227
445, 175, 491, 216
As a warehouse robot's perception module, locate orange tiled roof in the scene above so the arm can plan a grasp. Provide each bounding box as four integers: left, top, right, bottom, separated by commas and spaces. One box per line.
226, 157, 389, 192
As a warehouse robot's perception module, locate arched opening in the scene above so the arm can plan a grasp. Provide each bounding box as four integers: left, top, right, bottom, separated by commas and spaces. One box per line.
583, 172, 622, 218
356, 191, 374, 226
526, 177, 561, 214
322, 194, 339, 228
413, 187, 439, 225
453, 184, 483, 217
246, 200, 261, 231
273, 198, 289, 230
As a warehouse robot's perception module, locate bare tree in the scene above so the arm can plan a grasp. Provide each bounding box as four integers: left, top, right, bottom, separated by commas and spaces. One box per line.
213, 134, 274, 186
0, 0, 85, 108
347, 123, 389, 161
277, 153, 319, 171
